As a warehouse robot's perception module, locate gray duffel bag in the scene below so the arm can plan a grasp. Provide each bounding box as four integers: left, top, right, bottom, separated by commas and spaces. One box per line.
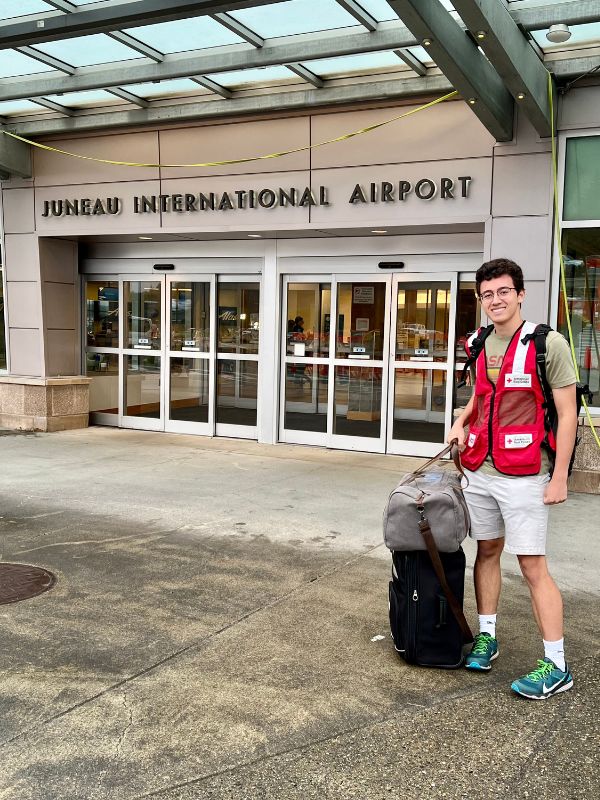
383, 442, 470, 553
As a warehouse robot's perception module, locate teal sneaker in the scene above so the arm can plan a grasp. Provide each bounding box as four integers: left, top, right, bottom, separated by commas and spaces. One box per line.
464, 632, 499, 671
511, 658, 573, 700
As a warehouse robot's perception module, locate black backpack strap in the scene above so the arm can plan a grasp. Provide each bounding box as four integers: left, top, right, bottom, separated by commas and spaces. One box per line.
457, 323, 494, 389
521, 324, 554, 425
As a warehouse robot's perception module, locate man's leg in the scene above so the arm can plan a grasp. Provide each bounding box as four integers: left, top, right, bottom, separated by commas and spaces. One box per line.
474, 538, 504, 614
517, 555, 563, 642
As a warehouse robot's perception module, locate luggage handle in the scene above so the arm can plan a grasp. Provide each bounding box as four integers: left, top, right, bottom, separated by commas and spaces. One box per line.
400, 439, 467, 485
417, 506, 473, 644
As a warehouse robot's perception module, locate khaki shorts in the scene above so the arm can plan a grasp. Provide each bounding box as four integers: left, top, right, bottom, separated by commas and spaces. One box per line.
462, 468, 550, 556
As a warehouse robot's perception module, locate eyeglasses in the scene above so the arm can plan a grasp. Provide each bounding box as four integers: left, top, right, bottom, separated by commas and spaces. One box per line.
478, 287, 518, 303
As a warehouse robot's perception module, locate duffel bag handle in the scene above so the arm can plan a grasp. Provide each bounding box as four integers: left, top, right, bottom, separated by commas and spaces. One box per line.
401, 439, 466, 485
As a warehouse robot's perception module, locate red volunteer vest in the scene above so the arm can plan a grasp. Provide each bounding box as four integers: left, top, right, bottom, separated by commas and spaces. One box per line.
461, 321, 548, 476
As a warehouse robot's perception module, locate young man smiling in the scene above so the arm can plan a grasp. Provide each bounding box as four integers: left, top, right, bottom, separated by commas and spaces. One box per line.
448, 258, 578, 699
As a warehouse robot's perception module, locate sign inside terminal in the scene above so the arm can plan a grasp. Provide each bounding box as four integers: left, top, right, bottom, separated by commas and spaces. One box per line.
40, 176, 472, 217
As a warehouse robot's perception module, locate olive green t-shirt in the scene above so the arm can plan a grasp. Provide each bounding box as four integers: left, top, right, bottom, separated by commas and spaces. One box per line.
475, 327, 576, 477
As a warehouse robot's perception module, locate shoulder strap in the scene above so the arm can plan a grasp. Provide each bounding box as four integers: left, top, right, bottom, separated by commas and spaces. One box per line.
457, 323, 494, 389
521, 324, 555, 422
418, 515, 473, 643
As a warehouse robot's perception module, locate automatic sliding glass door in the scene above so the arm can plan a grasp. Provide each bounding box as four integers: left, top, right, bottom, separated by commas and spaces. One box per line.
280, 275, 389, 453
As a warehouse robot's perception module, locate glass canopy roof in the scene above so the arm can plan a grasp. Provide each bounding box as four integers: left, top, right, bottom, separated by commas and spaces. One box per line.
0, 0, 597, 128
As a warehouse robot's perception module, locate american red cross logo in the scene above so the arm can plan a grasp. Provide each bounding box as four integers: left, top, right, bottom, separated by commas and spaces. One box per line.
508, 438, 513, 444
507, 377, 513, 383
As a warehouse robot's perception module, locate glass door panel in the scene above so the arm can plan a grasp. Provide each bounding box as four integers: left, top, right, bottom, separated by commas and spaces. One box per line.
170, 281, 210, 352
216, 359, 258, 427
454, 279, 481, 413
125, 281, 162, 350
169, 357, 210, 424
391, 367, 447, 444
388, 275, 456, 457
125, 355, 161, 419
334, 365, 383, 439
335, 282, 385, 360
284, 364, 329, 433
215, 279, 260, 438
85, 280, 120, 424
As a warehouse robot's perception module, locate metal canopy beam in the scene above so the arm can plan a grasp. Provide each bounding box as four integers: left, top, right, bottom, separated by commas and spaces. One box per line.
285, 63, 325, 88
107, 32, 164, 62
15, 45, 76, 74
32, 98, 75, 115
190, 76, 233, 98
0, 127, 31, 177
0, 0, 283, 49
512, 0, 600, 31
393, 47, 427, 76
0, 22, 418, 102
335, 1, 378, 32
11, 74, 453, 136
453, 0, 552, 138
210, 12, 264, 47
42, 0, 77, 11
106, 87, 150, 108
387, 0, 514, 141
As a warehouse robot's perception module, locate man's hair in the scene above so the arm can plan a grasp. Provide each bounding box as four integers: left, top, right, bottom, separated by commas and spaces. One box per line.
475, 258, 524, 296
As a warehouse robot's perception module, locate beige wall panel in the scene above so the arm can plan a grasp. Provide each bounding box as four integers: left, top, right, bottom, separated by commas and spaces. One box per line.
160, 117, 310, 180
6, 282, 41, 328
9, 328, 42, 376
311, 158, 492, 227
488, 216, 552, 281
35, 180, 161, 233
492, 152, 552, 217
45, 329, 77, 376
520, 281, 548, 324
3, 234, 39, 282
159, 172, 312, 228
44, 283, 76, 330
311, 101, 494, 170
34, 131, 160, 186
2, 188, 35, 233
39, 238, 78, 283
559, 86, 600, 130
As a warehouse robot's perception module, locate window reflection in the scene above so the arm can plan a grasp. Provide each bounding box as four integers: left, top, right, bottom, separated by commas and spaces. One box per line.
86, 353, 118, 414
333, 365, 382, 438
284, 364, 328, 432
336, 283, 385, 360
560, 229, 600, 403
170, 357, 209, 423
125, 355, 161, 418
216, 359, 258, 426
286, 283, 331, 358
396, 283, 450, 362
217, 282, 260, 354
86, 281, 119, 348
125, 281, 161, 350
170, 282, 210, 352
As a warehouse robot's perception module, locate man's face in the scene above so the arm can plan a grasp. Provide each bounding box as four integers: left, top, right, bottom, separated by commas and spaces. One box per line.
478, 274, 525, 326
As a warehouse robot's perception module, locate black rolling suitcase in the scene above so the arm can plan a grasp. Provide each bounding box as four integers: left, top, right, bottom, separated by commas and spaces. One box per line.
389, 548, 469, 668
384, 441, 473, 669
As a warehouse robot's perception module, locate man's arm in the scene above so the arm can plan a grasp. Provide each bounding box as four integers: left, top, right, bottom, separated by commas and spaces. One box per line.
544, 383, 578, 505
447, 392, 475, 449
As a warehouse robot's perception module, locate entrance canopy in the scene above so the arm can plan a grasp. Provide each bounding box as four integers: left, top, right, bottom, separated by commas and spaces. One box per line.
0, 1, 599, 176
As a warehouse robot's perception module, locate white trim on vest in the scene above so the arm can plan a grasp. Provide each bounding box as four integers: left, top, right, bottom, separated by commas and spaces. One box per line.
512, 321, 537, 374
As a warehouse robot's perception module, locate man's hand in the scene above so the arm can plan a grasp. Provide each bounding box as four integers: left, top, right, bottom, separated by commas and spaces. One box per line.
543, 476, 568, 505
447, 423, 466, 450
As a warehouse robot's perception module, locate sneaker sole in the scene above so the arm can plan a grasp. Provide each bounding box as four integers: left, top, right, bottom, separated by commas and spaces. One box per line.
511, 678, 574, 700
465, 650, 499, 671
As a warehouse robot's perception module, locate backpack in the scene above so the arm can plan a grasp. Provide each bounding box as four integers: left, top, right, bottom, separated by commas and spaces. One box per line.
457, 323, 593, 475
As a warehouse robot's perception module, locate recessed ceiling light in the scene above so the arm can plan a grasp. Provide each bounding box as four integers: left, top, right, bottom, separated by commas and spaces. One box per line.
422, 38, 432, 47
516, 92, 526, 101
476, 30, 487, 40
138, 236, 153, 240
371, 229, 388, 234
546, 24, 571, 44
247, 234, 262, 238
468, 97, 477, 105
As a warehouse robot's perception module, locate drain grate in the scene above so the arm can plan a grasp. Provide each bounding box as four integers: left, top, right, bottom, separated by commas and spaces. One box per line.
0, 563, 57, 605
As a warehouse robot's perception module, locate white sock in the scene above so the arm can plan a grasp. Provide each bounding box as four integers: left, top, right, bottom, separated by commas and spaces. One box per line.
543, 638, 566, 671
478, 614, 497, 638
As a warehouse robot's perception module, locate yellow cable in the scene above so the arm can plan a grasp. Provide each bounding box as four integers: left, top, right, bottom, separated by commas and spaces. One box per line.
548, 69, 600, 448
0, 90, 457, 168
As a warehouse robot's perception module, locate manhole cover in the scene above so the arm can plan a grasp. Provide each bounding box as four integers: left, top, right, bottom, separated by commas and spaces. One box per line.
0, 563, 57, 605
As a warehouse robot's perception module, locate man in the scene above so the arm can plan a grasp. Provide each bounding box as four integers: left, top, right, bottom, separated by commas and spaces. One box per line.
448, 258, 578, 699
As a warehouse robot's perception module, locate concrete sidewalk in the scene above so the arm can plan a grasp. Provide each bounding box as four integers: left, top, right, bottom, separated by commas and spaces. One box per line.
0, 427, 598, 800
